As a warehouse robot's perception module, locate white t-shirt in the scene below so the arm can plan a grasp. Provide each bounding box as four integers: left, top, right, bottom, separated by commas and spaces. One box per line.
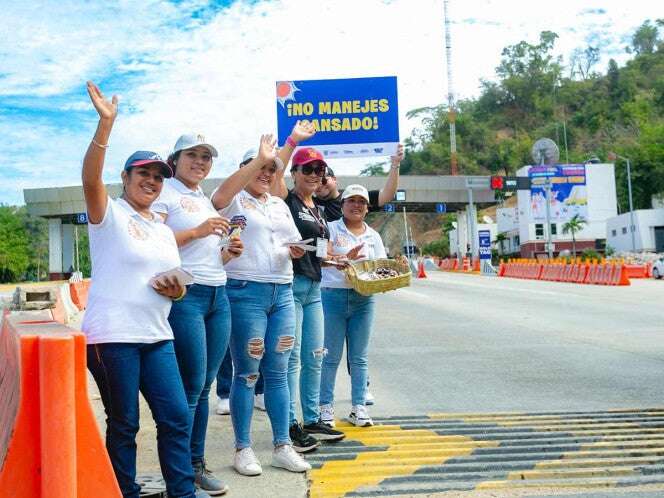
220, 189, 302, 284
82, 197, 181, 344
322, 218, 387, 289
152, 178, 227, 286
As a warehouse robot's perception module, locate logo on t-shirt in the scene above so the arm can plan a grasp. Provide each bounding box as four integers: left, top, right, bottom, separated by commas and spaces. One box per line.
127, 219, 149, 240
335, 234, 352, 248
298, 210, 316, 223
240, 197, 257, 210
180, 196, 200, 213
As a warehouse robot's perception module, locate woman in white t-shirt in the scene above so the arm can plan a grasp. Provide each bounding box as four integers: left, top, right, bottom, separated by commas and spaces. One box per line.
81, 82, 203, 498
319, 185, 387, 429
210, 140, 312, 476
153, 134, 295, 495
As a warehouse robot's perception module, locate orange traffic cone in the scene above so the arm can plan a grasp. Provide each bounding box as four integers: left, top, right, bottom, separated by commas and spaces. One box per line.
417, 260, 427, 278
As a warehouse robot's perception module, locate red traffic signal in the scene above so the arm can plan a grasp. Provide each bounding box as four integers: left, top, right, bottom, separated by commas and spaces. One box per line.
490, 176, 504, 190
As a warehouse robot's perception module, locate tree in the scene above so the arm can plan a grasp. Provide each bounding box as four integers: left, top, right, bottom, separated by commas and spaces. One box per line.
494, 233, 508, 255
0, 206, 30, 282
359, 162, 387, 176
630, 20, 659, 55
562, 215, 587, 257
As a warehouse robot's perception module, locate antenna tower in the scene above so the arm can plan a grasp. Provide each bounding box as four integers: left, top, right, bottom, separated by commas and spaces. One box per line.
443, 0, 458, 175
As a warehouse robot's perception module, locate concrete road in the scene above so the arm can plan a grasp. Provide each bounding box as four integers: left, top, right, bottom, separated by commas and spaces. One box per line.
359, 271, 664, 416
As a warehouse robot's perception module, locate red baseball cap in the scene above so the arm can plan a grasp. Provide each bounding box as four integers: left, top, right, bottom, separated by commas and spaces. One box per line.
292, 147, 327, 167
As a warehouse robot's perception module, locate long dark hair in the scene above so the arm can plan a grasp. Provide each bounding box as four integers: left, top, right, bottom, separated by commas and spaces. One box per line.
167, 151, 180, 172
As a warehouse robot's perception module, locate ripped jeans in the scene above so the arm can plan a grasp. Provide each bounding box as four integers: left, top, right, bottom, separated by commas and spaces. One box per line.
226, 279, 295, 449
288, 274, 325, 426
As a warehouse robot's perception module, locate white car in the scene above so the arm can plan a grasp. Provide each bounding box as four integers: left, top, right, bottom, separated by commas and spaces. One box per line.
653, 258, 664, 279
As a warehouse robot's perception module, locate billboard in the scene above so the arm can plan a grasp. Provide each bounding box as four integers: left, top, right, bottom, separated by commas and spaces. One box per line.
528, 164, 588, 222
276, 76, 399, 159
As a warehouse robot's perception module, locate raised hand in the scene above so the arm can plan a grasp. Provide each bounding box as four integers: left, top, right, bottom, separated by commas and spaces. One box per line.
289, 120, 316, 144
390, 143, 404, 167
346, 243, 366, 260
86, 81, 118, 122
257, 134, 277, 164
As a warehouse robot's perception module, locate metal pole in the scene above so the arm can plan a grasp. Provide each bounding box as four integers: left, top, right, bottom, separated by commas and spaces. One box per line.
403, 207, 410, 261
544, 179, 553, 259
626, 158, 636, 252
74, 225, 80, 272
467, 188, 476, 258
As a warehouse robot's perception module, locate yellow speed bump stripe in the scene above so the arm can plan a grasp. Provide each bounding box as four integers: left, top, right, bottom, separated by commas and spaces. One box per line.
309, 409, 664, 497
308, 421, 498, 498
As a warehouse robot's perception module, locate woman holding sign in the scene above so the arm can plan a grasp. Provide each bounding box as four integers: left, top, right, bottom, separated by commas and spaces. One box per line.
277, 146, 346, 451
81, 82, 204, 498
211, 141, 311, 476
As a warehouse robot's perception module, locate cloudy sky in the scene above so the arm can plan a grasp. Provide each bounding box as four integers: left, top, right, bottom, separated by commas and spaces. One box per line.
0, 0, 657, 205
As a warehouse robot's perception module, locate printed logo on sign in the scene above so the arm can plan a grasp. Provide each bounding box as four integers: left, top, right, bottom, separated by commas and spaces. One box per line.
180, 196, 201, 213
127, 219, 148, 241
373, 148, 383, 153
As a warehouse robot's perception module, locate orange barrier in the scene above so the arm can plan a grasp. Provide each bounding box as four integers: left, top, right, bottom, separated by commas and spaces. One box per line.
0, 312, 121, 498
498, 260, 630, 286
69, 280, 91, 311
472, 258, 480, 272
624, 264, 649, 278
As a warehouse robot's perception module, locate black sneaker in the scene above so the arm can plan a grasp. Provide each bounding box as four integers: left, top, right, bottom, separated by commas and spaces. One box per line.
303, 419, 346, 442
289, 422, 320, 453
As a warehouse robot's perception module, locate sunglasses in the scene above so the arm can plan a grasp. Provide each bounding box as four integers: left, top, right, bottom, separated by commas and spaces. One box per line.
294, 162, 326, 177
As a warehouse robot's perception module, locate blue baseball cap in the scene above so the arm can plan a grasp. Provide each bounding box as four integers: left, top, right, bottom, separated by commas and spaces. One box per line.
123, 151, 173, 178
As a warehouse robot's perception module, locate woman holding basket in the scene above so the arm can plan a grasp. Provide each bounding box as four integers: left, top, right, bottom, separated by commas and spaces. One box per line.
319, 185, 387, 428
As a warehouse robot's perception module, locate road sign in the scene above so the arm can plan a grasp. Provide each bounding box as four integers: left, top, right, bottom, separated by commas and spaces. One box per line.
74, 213, 88, 225
478, 230, 492, 260
465, 177, 490, 189
383, 203, 396, 213
435, 203, 447, 213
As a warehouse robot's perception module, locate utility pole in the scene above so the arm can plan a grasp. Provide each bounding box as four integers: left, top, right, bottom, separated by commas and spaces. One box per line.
443, 0, 458, 175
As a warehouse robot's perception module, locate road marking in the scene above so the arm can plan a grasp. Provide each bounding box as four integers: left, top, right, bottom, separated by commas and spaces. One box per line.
307, 408, 664, 497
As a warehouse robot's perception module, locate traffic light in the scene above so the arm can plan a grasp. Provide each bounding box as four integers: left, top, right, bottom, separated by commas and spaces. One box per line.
490, 176, 504, 190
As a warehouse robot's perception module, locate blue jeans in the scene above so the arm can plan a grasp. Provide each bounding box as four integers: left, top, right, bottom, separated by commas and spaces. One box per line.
168, 284, 231, 462
87, 341, 195, 498
216, 349, 264, 399
320, 288, 375, 406
288, 274, 325, 425
226, 279, 295, 448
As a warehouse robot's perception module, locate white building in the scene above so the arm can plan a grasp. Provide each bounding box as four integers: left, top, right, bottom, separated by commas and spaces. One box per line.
511, 163, 618, 258
496, 207, 520, 255
606, 209, 664, 253
448, 206, 497, 257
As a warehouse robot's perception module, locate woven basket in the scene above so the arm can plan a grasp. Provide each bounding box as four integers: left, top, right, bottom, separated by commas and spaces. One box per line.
343, 258, 412, 296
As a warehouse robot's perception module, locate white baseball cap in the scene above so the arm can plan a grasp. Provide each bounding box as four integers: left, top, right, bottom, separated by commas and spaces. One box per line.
341, 184, 370, 202
241, 148, 258, 164
173, 133, 219, 157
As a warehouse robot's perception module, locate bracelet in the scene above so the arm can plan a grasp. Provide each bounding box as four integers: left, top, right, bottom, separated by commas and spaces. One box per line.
286, 136, 298, 148
172, 287, 187, 301
92, 138, 109, 149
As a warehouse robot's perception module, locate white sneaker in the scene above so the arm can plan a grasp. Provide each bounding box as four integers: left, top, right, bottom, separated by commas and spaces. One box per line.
233, 447, 262, 476
320, 404, 335, 427
365, 390, 375, 405
271, 444, 311, 473
254, 393, 266, 411
216, 397, 230, 415
349, 404, 373, 427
